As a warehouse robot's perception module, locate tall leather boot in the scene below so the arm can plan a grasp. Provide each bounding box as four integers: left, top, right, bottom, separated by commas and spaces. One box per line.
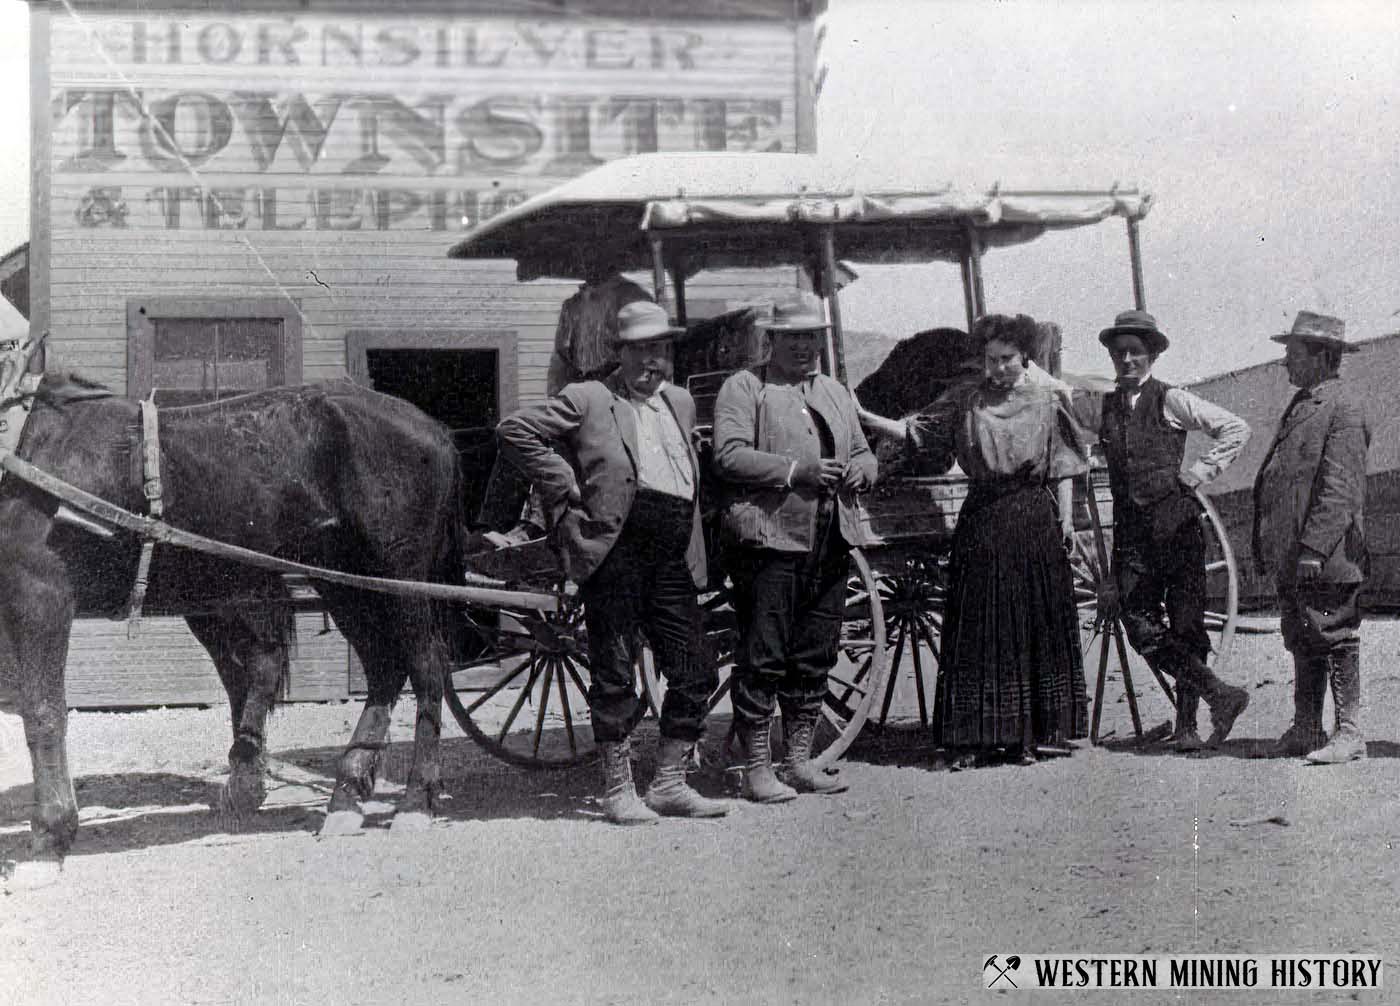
1187, 655, 1249, 747
735, 718, 797, 804
1171, 684, 1204, 751
1272, 655, 1327, 757
598, 739, 659, 825
1307, 647, 1366, 764
644, 738, 731, 818
778, 712, 849, 794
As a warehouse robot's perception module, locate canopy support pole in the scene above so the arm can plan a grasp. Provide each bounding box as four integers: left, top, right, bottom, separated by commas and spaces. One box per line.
959, 251, 977, 330
819, 226, 848, 386
1127, 217, 1147, 310
964, 224, 986, 318
649, 236, 672, 320
668, 265, 688, 326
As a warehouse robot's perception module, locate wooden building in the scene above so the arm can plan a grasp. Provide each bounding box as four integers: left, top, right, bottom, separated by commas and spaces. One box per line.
21, 0, 825, 705
1184, 332, 1400, 610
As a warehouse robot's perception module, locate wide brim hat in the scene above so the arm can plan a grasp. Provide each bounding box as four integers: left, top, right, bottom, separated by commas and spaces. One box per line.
1269, 310, 1358, 352
764, 292, 831, 332
1098, 309, 1169, 354
615, 300, 684, 345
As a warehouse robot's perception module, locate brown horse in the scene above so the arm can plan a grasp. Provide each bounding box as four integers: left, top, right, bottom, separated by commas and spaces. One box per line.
0, 373, 466, 881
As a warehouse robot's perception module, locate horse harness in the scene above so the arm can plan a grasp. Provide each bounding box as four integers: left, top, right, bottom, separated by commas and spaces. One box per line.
125, 397, 166, 635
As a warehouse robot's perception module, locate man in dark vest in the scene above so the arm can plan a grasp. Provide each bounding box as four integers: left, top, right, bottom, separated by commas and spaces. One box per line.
1252, 311, 1370, 763
1096, 310, 1252, 748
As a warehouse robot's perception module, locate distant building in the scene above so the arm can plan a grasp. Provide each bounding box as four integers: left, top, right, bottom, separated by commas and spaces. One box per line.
1185, 332, 1400, 609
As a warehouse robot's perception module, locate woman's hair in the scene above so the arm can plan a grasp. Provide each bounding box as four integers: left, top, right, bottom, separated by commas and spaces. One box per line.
970, 313, 1040, 361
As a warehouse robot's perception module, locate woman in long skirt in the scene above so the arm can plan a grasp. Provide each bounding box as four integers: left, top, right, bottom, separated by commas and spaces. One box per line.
859, 314, 1090, 766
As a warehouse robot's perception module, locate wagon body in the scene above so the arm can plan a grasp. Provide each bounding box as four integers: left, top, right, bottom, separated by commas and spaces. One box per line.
447, 151, 1239, 760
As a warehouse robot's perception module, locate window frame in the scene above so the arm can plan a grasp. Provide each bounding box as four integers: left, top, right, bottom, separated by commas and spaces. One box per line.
126, 296, 303, 400
344, 328, 518, 428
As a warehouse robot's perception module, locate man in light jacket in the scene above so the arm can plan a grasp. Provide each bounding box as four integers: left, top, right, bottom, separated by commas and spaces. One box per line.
712, 292, 877, 802
497, 301, 727, 823
1253, 311, 1371, 764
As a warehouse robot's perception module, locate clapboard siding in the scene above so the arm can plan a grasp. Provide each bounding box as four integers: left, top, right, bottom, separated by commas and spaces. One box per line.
37, 4, 816, 707
66, 613, 350, 708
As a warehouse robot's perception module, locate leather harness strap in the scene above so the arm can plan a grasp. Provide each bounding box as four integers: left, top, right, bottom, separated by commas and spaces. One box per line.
125, 397, 165, 636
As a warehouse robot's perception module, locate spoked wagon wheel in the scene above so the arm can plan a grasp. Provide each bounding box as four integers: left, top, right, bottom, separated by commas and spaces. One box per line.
640, 548, 888, 770
443, 593, 645, 769
868, 550, 948, 730
1071, 484, 1240, 735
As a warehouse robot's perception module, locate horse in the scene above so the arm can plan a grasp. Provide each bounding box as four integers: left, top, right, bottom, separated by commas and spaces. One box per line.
0, 371, 467, 880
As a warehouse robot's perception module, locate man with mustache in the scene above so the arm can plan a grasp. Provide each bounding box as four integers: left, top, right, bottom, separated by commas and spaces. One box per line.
497, 300, 728, 824
712, 292, 877, 801
1095, 309, 1252, 749
1253, 311, 1371, 763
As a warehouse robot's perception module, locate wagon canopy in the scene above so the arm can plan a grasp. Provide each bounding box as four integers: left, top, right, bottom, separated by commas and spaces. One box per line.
447, 152, 1152, 282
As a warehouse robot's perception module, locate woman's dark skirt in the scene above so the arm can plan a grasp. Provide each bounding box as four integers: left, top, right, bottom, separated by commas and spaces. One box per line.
933, 481, 1089, 750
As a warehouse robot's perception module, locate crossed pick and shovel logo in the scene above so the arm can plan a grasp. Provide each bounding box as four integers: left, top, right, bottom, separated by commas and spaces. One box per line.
984, 955, 1022, 988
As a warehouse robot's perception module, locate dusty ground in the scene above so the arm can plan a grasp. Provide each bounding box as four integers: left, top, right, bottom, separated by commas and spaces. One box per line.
3, 622, 1400, 1006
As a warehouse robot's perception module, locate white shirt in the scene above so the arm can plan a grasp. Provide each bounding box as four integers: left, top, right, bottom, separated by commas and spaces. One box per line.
1117, 381, 1251, 488
627, 382, 695, 501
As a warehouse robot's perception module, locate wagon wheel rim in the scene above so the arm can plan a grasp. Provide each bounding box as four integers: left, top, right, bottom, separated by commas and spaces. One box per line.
1071, 485, 1240, 725
638, 548, 888, 772
443, 597, 601, 769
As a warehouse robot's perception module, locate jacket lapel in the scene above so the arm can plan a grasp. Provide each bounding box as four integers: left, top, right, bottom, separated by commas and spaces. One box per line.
605, 375, 640, 474
658, 384, 699, 484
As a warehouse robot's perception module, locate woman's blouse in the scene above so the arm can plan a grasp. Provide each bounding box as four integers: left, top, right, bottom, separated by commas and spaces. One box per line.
905, 374, 1088, 484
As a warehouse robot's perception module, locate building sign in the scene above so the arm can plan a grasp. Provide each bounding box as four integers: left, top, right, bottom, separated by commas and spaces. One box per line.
50, 15, 800, 233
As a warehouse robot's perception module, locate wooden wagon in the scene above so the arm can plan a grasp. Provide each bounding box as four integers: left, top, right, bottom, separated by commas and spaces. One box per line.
441, 152, 1243, 767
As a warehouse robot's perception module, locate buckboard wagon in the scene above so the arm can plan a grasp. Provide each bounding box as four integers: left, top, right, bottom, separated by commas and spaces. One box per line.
440, 152, 1242, 768
0, 154, 1242, 783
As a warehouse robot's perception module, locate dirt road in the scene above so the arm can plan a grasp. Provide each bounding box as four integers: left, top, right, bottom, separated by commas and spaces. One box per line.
3, 624, 1398, 1005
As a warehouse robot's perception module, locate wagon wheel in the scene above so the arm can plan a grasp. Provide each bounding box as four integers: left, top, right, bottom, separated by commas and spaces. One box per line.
443, 593, 647, 769
639, 548, 888, 770
1071, 486, 1240, 732
868, 550, 948, 730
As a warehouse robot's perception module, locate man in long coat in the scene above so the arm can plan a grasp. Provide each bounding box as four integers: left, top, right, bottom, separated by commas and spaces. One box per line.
1252, 311, 1371, 763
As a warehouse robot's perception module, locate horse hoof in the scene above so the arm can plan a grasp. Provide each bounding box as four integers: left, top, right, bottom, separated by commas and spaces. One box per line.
218, 776, 267, 818
3, 858, 63, 892
390, 811, 432, 833
318, 810, 365, 837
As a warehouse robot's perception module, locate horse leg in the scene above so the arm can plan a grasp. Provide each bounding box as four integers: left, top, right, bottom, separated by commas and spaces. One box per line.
390, 602, 449, 833
186, 609, 289, 818
317, 591, 406, 835
1, 547, 78, 889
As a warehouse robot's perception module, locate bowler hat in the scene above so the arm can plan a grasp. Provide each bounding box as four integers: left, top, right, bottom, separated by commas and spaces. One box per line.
1269, 310, 1358, 352
615, 301, 684, 345
764, 292, 830, 332
1098, 309, 1169, 354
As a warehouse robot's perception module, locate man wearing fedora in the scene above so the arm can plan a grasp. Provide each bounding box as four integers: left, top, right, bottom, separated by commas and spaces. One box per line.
497, 300, 729, 824
1253, 311, 1371, 764
1095, 309, 1252, 749
712, 291, 877, 802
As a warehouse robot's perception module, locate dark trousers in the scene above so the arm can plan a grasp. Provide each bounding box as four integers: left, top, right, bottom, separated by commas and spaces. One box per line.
727, 504, 848, 726
1279, 579, 1363, 658
1114, 504, 1212, 700
580, 488, 716, 743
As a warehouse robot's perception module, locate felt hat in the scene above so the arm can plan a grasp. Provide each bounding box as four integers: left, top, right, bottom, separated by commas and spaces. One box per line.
615, 301, 684, 344
764, 292, 830, 332
1269, 310, 1357, 352
1098, 309, 1169, 354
